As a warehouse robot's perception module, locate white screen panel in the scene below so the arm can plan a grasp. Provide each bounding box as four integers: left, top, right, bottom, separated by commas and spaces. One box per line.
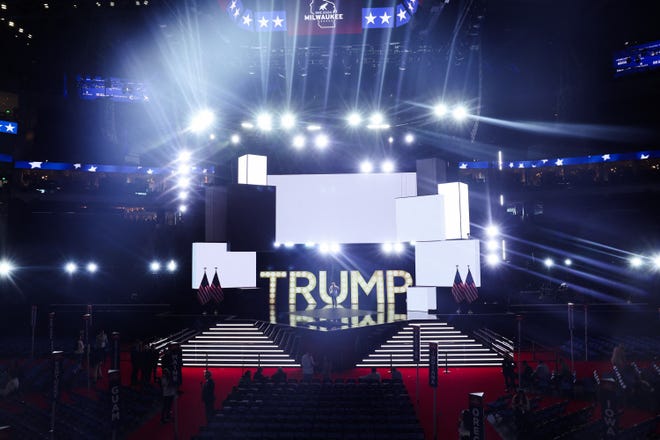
191, 242, 257, 288
406, 286, 437, 312
396, 194, 446, 242
238, 154, 267, 185
268, 172, 417, 244
414, 240, 481, 287
437, 182, 470, 239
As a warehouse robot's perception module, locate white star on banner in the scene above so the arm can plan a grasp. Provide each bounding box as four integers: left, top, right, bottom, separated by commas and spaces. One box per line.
555, 159, 563, 166
397, 8, 407, 22
74, 163, 81, 169
229, 0, 236, 10
380, 11, 391, 24
258, 16, 269, 27
29, 162, 43, 169
88, 166, 97, 172
459, 163, 468, 169
640, 154, 649, 160
242, 13, 252, 26
233, 8, 240, 17
601, 154, 611, 161
518, 163, 525, 168
272, 15, 284, 27
4, 124, 15, 133
365, 12, 376, 25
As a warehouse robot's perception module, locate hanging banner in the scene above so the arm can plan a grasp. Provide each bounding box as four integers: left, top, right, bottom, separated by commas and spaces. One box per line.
412, 325, 421, 364
600, 378, 619, 438
109, 369, 121, 428
468, 392, 485, 440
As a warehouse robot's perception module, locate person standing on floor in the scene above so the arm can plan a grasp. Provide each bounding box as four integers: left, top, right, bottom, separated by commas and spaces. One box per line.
160, 368, 176, 423
201, 370, 216, 425
301, 351, 315, 382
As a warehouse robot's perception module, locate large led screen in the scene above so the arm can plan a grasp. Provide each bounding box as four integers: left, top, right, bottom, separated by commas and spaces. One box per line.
191, 242, 257, 289
414, 240, 481, 287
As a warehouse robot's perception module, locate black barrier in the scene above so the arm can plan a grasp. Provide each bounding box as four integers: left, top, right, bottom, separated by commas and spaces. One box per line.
109, 369, 121, 431
50, 351, 63, 438
429, 342, 438, 387
469, 392, 485, 440
112, 332, 120, 370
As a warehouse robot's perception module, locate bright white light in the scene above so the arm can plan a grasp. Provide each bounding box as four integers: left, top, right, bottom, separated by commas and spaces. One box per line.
370, 112, 384, 125
404, 133, 415, 144
319, 243, 330, 254
393, 242, 404, 253
498, 150, 503, 171
314, 134, 329, 149
179, 191, 189, 200
452, 105, 468, 121
304, 242, 316, 248
0, 260, 14, 277
86, 262, 98, 273
166, 260, 177, 272
177, 151, 192, 163
486, 253, 500, 266
433, 103, 448, 117
360, 161, 374, 173
256, 113, 273, 131
499, 194, 504, 206
64, 262, 78, 274
292, 135, 306, 149
629, 256, 643, 268
177, 164, 191, 175
177, 177, 191, 190
230, 134, 240, 144
347, 112, 362, 127
485, 225, 500, 238
652, 255, 660, 269
179, 204, 188, 213
241, 122, 254, 129
388, 136, 394, 144
149, 261, 161, 273
486, 240, 499, 251
381, 160, 395, 173
280, 113, 296, 130
544, 258, 554, 268
273, 242, 281, 248
307, 124, 322, 131
330, 243, 341, 254
382, 243, 393, 254
209, 133, 216, 140
564, 258, 573, 266
189, 109, 215, 133
284, 242, 294, 248
409, 241, 416, 246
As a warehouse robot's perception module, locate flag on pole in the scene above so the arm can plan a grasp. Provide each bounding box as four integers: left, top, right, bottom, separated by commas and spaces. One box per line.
197, 270, 211, 305
209, 268, 224, 304
451, 267, 465, 303
464, 267, 479, 303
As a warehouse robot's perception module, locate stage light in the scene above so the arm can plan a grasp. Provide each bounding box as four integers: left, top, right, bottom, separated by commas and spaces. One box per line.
86, 262, 98, 274
177, 164, 191, 175
544, 258, 554, 268
652, 254, 660, 269
209, 133, 216, 140
433, 103, 448, 118
485, 225, 500, 238
388, 136, 394, 144
452, 105, 468, 121
319, 243, 330, 254
149, 261, 161, 273
230, 134, 241, 144
307, 124, 322, 131
347, 112, 362, 127
284, 242, 295, 248
404, 133, 415, 144
280, 113, 296, 130
360, 161, 373, 173
304, 242, 316, 248
382, 243, 393, 254
166, 260, 177, 272
499, 194, 504, 206
179, 204, 188, 213
292, 134, 306, 149
0, 259, 14, 277
179, 191, 188, 200
64, 262, 78, 274
370, 112, 384, 125
314, 134, 329, 149
177, 151, 192, 163
486, 253, 500, 266
330, 243, 341, 254
189, 109, 215, 133
564, 258, 573, 266
241, 122, 254, 129
629, 256, 643, 268
256, 112, 273, 131
381, 160, 395, 173
273, 242, 281, 248
393, 242, 404, 253
486, 240, 498, 251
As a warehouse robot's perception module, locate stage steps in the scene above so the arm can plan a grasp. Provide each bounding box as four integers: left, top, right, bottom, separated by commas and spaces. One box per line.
356, 321, 503, 368
180, 321, 300, 368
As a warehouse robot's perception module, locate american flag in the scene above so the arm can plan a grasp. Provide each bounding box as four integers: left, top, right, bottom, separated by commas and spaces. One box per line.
209, 269, 224, 304
197, 270, 211, 305
451, 267, 465, 303
463, 267, 479, 303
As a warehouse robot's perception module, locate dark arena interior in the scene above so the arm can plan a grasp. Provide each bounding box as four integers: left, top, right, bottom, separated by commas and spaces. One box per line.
1, 1, 659, 439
